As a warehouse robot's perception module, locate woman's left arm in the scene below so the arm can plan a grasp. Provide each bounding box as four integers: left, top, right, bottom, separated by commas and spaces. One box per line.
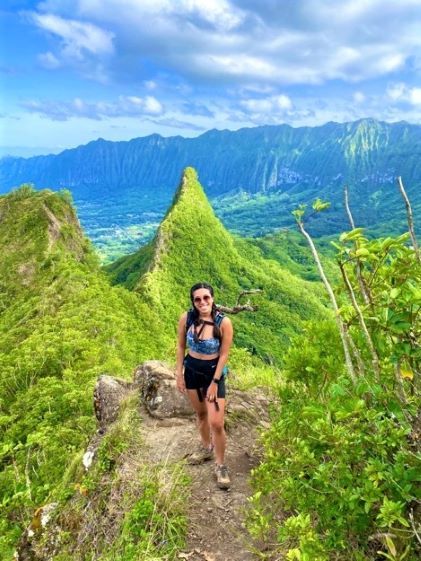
213, 317, 233, 381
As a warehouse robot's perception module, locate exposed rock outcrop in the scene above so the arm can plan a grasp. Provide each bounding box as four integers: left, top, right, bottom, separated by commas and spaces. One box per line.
133, 360, 193, 419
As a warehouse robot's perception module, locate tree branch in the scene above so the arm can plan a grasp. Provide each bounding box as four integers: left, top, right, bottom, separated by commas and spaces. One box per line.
296, 219, 357, 383
397, 176, 421, 265
217, 289, 262, 314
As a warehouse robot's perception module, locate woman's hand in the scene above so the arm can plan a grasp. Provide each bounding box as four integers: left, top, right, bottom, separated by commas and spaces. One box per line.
176, 372, 186, 394
206, 382, 218, 402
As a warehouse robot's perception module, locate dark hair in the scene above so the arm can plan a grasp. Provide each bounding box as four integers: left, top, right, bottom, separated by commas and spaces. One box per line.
189, 282, 222, 340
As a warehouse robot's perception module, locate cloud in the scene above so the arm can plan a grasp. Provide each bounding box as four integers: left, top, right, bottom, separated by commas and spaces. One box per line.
145, 117, 207, 131
386, 82, 421, 105
38, 51, 61, 69
353, 92, 366, 104
27, 1, 421, 89
21, 95, 164, 121
240, 94, 292, 113
30, 12, 114, 59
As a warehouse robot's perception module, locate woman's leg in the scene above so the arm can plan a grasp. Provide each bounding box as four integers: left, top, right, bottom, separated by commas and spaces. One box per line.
186, 389, 212, 447
206, 398, 226, 465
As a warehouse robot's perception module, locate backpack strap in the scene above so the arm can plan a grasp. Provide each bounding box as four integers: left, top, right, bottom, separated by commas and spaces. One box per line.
214, 311, 225, 328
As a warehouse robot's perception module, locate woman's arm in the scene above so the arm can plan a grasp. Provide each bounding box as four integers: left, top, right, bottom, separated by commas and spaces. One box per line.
213, 317, 234, 382
175, 312, 187, 392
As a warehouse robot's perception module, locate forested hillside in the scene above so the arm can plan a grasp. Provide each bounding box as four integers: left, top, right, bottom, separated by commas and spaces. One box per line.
105, 167, 328, 364
0, 186, 168, 555
1, 119, 420, 259
0, 172, 330, 558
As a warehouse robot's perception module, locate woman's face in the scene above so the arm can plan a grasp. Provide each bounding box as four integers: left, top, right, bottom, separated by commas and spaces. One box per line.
192, 288, 213, 315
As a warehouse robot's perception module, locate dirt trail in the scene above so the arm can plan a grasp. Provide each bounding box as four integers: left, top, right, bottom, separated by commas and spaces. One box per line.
141, 390, 269, 561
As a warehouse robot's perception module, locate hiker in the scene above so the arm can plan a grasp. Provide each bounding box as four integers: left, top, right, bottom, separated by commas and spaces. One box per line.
176, 282, 233, 489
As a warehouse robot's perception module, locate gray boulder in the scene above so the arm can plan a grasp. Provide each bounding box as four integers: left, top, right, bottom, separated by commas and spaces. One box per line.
133, 360, 193, 418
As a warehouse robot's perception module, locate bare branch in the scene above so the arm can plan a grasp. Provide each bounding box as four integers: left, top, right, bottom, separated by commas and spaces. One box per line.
397, 176, 421, 265
339, 261, 380, 380
218, 304, 259, 314
346, 325, 365, 377
296, 219, 357, 383
409, 508, 421, 545
344, 185, 356, 230
236, 289, 263, 306
344, 185, 372, 306
217, 289, 262, 314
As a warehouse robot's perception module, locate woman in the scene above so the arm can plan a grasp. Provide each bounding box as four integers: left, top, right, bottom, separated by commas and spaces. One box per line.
176, 282, 233, 489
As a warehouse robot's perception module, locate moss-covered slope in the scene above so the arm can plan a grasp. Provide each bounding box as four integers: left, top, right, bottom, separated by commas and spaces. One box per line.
107, 167, 329, 364
0, 186, 168, 557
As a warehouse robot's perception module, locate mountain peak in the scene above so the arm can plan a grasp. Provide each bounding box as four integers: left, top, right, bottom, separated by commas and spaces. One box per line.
146, 166, 229, 277
170, 166, 208, 209
0, 185, 94, 296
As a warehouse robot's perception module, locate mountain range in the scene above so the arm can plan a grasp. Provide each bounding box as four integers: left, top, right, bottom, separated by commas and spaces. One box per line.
1, 118, 420, 259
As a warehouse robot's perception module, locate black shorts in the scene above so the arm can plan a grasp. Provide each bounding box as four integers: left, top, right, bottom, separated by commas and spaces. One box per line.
184, 355, 226, 399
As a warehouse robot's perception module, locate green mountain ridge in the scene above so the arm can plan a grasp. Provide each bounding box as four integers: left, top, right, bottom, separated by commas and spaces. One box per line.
1, 119, 420, 259
0, 172, 329, 555
0, 186, 167, 555
107, 167, 329, 364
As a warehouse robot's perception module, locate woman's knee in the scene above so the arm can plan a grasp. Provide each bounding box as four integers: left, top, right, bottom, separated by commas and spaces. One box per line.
209, 419, 224, 433
196, 409, 208, 422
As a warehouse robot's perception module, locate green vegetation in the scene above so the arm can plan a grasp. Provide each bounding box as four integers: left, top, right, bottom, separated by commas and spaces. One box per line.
248, 217, 421, 560
1, 168, 419, 560
0, 185, 168, 557
43, 393, 189, 561
106, 167, 328, 366
246, 229, 338, 283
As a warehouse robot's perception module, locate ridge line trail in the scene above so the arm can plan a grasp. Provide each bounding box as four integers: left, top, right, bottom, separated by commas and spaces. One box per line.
141, 389, 270, 561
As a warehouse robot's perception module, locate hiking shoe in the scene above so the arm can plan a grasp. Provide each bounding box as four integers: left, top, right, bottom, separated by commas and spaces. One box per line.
186, 444, 214, 465
215, 464, 231, 489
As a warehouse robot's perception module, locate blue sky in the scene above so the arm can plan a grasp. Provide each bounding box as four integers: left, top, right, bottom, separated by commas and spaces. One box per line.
1, 0, 421, 156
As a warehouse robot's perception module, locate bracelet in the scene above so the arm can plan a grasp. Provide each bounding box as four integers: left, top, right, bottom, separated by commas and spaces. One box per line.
212, 377, 221, 384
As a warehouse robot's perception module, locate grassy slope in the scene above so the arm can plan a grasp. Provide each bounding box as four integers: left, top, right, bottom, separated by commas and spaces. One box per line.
0, 186, 168, 556
106, 167, 330, 366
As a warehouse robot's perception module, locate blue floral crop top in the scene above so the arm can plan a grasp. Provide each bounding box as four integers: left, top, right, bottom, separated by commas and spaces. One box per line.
186, 326, 221, 355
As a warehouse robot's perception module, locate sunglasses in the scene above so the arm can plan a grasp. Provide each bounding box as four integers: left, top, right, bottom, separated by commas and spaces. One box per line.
193, 294, 212, 304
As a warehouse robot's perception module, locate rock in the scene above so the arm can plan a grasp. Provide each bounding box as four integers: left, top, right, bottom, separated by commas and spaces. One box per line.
133, 360, 193, 418
93, 374, 132, 427
15, 503, 59, 561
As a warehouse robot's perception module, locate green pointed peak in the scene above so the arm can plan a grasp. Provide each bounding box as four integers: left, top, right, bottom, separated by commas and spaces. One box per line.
164, 166, 215, 222
147, 166, 233, 273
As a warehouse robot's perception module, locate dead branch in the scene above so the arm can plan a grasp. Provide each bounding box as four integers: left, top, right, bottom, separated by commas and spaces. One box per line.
397, 176, 421, 265
344, 185, 356, 230
339, 261, 380, 380
236, 289, 263, 306
296, 219, 357, 383
344, 185, 372, 306
217, 289, 262, 314
217, 304, 258, 314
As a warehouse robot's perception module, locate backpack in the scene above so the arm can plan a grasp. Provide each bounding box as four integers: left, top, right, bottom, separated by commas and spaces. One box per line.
185, 309, 229, 378
185, 308, 225, 334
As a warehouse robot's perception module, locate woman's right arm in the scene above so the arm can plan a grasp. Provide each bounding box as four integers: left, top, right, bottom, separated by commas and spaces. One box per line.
176, 312, 187, 393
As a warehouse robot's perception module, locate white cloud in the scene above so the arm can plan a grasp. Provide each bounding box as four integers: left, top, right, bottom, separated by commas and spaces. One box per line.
409, 87, 421, 105
21, 94, 164, 121
387, 82, 421, 105
143, 80, 157, 90
387, 83, 406, 101
353, 91, 365, 104
240, 94, 292, 113
31, 12, 114, 60
29, 1, 421, 87
38, 51, 61, 69
124, 96, 163, 115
